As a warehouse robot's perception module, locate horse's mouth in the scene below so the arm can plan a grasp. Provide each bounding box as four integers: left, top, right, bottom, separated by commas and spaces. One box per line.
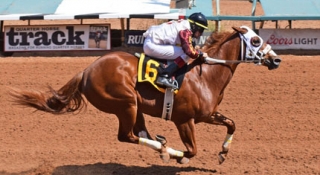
265, 58, 281, 70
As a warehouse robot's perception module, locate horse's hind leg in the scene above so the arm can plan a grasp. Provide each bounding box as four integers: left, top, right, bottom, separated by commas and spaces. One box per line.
204, 112, 236, 164
133, 111, 153, 140
116, 108, 170, 162
116, 107, 140, 143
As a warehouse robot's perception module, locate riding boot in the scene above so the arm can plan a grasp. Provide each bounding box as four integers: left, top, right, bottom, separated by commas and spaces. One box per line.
156, 57, 185, 89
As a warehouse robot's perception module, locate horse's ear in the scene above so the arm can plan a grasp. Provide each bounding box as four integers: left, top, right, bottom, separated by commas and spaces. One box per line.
232, 26, 248, 34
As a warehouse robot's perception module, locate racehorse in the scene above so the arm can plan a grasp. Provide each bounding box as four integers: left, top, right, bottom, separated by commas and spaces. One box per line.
9, 26, 281, 164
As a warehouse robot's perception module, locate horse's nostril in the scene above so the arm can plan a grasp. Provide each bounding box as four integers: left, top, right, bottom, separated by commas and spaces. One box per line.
273, 58, 281, 65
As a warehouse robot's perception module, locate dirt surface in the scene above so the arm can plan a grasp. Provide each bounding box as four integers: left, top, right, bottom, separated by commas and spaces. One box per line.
0, 1, 319, 175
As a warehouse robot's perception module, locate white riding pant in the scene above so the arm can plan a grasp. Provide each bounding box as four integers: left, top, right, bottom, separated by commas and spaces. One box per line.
143, 37, 190, 63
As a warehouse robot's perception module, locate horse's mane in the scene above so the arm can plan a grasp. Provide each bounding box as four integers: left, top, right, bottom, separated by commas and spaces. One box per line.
202, 30, 237, 55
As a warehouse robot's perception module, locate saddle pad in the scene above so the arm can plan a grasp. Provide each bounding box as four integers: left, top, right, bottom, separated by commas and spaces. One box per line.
137, 53, 186, 93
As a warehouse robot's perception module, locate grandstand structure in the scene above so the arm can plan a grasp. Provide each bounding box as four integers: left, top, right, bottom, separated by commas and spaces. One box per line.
187, 0, 320, 31
1, 0, 319, 28
0, 0, 320, 55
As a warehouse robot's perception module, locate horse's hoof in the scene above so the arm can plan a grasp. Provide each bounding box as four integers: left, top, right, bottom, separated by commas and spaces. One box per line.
160, 152, 170, 163
218, 154, 225, 164
156, 135, 167, 145
176, 157, 189, 164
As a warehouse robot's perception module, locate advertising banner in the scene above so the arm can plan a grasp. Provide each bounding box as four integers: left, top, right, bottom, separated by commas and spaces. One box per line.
125, 30, 211, 47
259, 29, 320, 50
4, 24, 111, 51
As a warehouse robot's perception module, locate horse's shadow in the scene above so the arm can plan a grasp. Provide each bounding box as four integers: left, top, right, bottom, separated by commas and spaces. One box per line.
52, 162, 217, 175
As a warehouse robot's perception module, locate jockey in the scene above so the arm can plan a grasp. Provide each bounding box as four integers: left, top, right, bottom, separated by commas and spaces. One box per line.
143, 12, 209, 89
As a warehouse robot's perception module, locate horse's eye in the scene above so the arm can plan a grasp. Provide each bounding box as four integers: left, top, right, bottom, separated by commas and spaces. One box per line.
250, 37, 261, 47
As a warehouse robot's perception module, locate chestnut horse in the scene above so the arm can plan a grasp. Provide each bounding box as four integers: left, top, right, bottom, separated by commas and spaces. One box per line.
10, 26, 281, 164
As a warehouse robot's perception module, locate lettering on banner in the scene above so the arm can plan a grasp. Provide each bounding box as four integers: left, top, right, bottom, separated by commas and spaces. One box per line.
125, 30, 145, 46
267, 34, 318, 46
127, 35, 145, 45
125, 31, 211, 47
6, 26, 85, 46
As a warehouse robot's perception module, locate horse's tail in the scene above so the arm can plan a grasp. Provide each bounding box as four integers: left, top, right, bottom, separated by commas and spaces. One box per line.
9, 72, 86, 114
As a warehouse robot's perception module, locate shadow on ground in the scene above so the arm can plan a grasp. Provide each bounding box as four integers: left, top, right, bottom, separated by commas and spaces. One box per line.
52, 163, 217, 175
0, 162, 217, 175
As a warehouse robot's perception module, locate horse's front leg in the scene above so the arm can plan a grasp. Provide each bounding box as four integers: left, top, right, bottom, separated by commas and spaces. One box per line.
204, 112, 236, 164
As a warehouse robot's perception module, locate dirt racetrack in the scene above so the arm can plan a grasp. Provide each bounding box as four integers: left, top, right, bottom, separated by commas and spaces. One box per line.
0, 1, 320, 175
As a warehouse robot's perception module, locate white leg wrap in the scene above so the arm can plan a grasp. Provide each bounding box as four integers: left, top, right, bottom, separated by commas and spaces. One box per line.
222, 134, 233, 150
139, 138, 161, 150
166, 147, 184, 157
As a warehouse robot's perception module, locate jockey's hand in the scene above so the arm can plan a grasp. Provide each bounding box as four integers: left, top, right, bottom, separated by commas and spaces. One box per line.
200, 52, 208, 62
197, 52, 208, 62
202, 52, 208, 58
195, 45, 201, 51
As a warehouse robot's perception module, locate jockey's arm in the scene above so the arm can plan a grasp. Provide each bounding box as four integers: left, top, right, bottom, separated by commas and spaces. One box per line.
179, 30, 206, 60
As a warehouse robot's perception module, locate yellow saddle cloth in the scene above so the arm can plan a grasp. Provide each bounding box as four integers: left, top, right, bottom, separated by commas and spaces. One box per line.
137, 53, 179, 93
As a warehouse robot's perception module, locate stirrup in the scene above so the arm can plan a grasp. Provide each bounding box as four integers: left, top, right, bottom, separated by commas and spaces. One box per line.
156, 77, 178, 89
167, 79, 178, 89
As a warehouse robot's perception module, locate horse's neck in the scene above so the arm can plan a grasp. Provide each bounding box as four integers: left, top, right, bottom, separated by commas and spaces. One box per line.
201, 36, 241, 92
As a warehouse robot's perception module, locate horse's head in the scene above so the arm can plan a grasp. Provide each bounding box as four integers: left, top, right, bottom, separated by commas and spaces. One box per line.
232, 26, 281, 70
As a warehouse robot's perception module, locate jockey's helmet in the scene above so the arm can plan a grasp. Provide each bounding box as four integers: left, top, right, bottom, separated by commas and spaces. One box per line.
188, 12, 208, 37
